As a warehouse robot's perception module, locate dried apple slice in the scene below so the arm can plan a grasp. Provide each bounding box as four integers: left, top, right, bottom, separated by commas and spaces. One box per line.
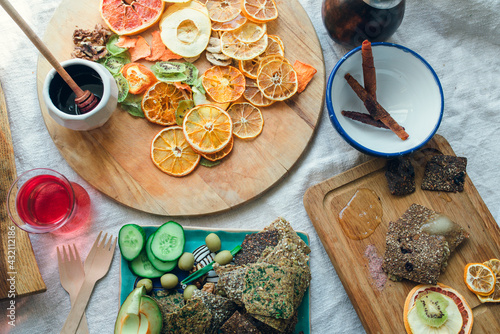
160, 8, 211, 58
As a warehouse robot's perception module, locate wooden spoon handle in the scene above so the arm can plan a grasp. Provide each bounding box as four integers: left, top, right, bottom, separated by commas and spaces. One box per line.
0, 0, 85, 98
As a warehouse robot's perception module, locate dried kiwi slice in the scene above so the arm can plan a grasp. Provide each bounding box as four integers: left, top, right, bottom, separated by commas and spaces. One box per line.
106, 34, 128, 56
113, 73, 129, 103
182, 62, 199, 85
104, 55, 130, 75
175, 100, 195, 126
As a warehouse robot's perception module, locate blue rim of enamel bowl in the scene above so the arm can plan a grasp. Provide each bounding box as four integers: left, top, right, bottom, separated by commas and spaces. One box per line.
326, 42, 444, 158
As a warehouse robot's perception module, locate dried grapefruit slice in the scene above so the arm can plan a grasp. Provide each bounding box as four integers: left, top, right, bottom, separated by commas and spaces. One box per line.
242, 0, 278, 23
201, 66, 245, 103
239, 36, 285, 79
206, 0, 241, 22
243, 77, 274, 107
478, 259, 500, 303
227, 102, 264, 139
151, 126, 200, 177
160, 7, 211, 58
142, 81, 192, 126
183, 105, 233, 154
200, 136, 234, 161
256, 59, 298, 101
464, 263, 496, 296
100, 0, 165, 36
403, 283, 473, 334
220, 31, 268, 60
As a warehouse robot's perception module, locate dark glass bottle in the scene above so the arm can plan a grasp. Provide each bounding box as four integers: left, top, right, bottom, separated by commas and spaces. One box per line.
322, 0, 405, 48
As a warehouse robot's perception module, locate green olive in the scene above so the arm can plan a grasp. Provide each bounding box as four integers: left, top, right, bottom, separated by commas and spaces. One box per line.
205, 233, 221, 252
214, 250, 233, 265
177, 252, 195, 271
183, 285, 198, 300
160, 273, 178, 289
136, 278, 153, 293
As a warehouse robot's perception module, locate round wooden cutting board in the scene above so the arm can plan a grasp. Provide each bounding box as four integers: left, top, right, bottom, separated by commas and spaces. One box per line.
36, 0, 325, 216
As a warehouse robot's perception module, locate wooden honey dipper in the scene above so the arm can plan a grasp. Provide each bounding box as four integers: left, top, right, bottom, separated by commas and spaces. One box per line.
0, 0, 100, 114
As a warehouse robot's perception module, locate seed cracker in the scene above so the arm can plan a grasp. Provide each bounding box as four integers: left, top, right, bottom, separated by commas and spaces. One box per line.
421, 155, 467, 192
385, 156, 415, 196
192, 289, 237, 334
234, 229, 280, 266
220, 310, 262, 334
162, 298, 212, 334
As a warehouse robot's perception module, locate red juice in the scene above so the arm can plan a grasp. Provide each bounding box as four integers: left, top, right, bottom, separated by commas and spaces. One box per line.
16, 174, 75, 227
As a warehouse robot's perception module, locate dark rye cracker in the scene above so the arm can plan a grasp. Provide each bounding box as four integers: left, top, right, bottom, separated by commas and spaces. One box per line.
192, 290, 237, 334
234, 229, 280, 266
382, 204, 467, 285
421, 155, 467, 192
385, 156, 415, 196
220, 310, 262, 334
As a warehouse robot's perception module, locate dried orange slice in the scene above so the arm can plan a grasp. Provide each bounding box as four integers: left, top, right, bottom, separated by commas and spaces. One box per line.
206, 0, 241, 22
268, 34, 284, 51
183, 105, 233, 154
233, 22, 266, 43
212, 14, 247, 31
200, 136, 234, 161
464, 263, 497, 296
220, 31, 268, 60
227, 102, 264, 139
151, 126, 201, 177
478, 259, 500, 303
243, 77, 274, 107
256, 59, 298, 101
239, 35, 284, 79
201, 66, 246, 103
142, 81, 191, 126
100, 0, 165, 36
242, 0, 278, 23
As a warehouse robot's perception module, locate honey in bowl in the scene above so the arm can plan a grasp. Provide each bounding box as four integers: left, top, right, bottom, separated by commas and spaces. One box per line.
338, 188, 383, 240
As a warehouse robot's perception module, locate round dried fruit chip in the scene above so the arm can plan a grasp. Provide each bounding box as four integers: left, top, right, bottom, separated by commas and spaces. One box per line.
202, 66, 246, 103
212, 14, 247, 31
183, 105, 233, 154
464, 263, 497, 296
200, 136, 234, 161
478, 259, 500, 303
233, 22, 267, 43
100, 0, 165, 35
142, 81, 191, 126
221, 31, 268, 61
227, 102, 264, 139
151, 126, 201, 177
239, 35, 285, 79
257, 60, 298, 101
160, 7, 211, 58
243, 77, 274, 107
206, 0, 241, 23
242, 0, 278, 23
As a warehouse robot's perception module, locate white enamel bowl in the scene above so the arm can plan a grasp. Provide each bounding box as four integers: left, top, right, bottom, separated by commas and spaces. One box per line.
326, 42, 443, 157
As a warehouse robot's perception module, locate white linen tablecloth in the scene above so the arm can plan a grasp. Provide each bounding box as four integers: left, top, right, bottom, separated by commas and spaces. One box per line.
1, 0, 499, 333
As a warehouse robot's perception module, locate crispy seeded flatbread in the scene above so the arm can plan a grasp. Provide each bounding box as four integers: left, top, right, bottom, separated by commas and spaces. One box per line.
220, 310, 262, 334
162, 298, 212, 334
151, 289, 184, 315
192, 289, 237, 334
234, 230, 280, 266
250, 310, 299, 333
421, 155, 467, 192
214, 264, 247, 305
382, 204, 467, 284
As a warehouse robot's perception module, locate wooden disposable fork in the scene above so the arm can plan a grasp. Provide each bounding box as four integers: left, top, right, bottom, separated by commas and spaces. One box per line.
57, 245, 89, 334
60, 232, 117, 334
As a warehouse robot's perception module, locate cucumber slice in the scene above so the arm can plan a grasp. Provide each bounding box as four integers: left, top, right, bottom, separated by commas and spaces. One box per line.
119, 224, 146, 261
151, 221, 185, 262
129, 249, 165, 279
146, 233, 178, 272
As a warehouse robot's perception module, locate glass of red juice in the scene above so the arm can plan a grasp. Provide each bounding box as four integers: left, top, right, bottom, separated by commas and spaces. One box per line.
6, 168, 91, 234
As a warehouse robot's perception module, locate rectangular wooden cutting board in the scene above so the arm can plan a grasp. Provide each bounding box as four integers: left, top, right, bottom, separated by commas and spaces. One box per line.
304, 135, 500, 333
0, 82, 46, 300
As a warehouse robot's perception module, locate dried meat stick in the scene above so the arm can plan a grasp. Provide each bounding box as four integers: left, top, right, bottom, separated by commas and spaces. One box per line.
344, 73, 409, 140
341, 110, 389, 129
362, 40, 376, 99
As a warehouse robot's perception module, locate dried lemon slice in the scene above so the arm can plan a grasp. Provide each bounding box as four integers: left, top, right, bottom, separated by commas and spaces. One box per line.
233, 22, 267, 43
478, 259, 500, 303
206, 0, 241, 23
464, 263, 496, 296
183, 105, 233, 154
243, 77, 274, 107
151, 126, 201, 177
242, 0, 278, 23
221, 31, 268, 61
160, 7, 211, 58
227, 102, 264, 139
239, 35, 285, 79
